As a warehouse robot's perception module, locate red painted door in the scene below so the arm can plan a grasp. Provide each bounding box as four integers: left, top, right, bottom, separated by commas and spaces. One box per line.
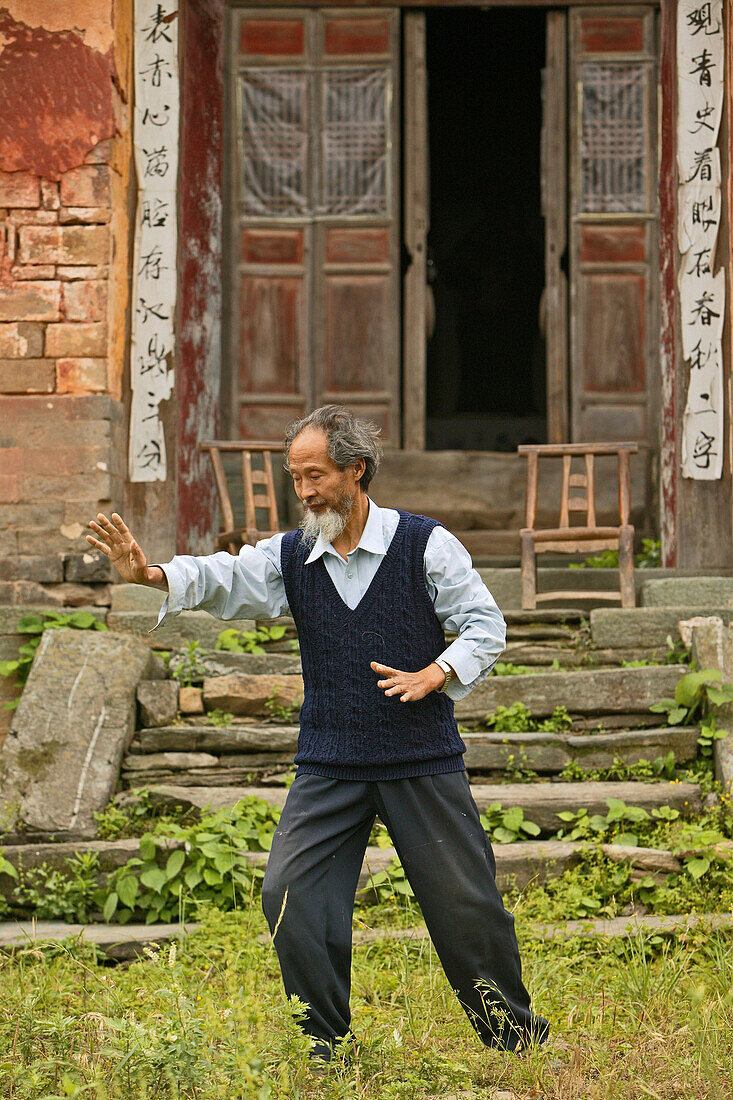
569, 7, 660, 446
228, 7, 400, 443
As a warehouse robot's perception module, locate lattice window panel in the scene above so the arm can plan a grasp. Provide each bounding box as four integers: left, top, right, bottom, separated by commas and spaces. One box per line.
238, 70, 309, 217
581, 63, 648, 214
321, 68, 389, 217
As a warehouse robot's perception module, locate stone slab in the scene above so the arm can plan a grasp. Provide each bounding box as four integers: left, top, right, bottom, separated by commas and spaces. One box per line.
107, 610, 257, 650
137, 679, 178, 727
198, 650, 302, 677
641, 577, 733, 608
715, 734, 733, 794
467, 779, 701, 833
202, 673, 304, 716
480, 568, 675, 611
454, 665, 686, 722
0, 920, 198, 961
109, 583, 166, 613
462, 725, 698, 774
134, 778, 701, 837
591, 607, 733, 649
137, 724, 299, 754
0, 630, 156, 840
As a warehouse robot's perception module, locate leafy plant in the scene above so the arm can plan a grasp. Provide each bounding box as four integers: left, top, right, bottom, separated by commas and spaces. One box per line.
264, 694, 301, 723
490, 661, 536, 676
366, 857, 415, 904
482, 702, 573, 734
479, 803, 541, 844
697, 719, 729, 759
650, 668, 733, 727
0, 611, 108, 707
94, 789, 194, 841
558, 751, 677, 784
10, 852, 99, 922
168, 640, 207, 686
207, 708, 235, 727
216, 625, 287, 655
569, 539, 660, 570
554, 796, 674, 847
103, 797, 282, 924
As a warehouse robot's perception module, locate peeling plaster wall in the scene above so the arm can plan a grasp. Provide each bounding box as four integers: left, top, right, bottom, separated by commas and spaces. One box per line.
0, 1, 133, 604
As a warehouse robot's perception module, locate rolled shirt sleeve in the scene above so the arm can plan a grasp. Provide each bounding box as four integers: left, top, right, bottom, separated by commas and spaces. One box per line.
153, 534, 289, 627
424, 526, 506, 701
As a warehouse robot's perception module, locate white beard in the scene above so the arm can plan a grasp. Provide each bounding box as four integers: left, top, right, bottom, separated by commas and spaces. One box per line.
299, 494, 353, 545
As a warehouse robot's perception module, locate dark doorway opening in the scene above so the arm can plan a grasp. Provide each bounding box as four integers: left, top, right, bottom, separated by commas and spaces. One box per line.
425, 8, 547, 451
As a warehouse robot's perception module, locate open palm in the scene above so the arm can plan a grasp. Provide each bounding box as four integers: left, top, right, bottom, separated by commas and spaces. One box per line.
86, 512, 149, 584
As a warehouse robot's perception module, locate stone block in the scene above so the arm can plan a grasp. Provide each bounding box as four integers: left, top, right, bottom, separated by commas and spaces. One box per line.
55, 357, 107, 393
60, 165, 111, 208
198, 650, 302, 677
0, 360, 55, 393
715, 733, 733, 793
0, 630, 156, 839
641, 577, 733, 608
202, 673, 304, 717
0, 556, 63, 583
0, 322, 44, 358
591, 607, 733, 649
0, 281, 61, 322
17, 226, 109, 267
109, 584, 164, 612
0, 170, 40, 207
179, 687, 204, 715
57, 265, 107, 281
137, 680, 180, 728
45, 323, 106, 358
138, 724, 298, 754
63, 280, 108, 322
123, 751, 219, 772
64, 552, 110, 583
107, 609, 257, 650
41, 180, 60, 210
59, 208, 111, 225
454, 665, 686, 723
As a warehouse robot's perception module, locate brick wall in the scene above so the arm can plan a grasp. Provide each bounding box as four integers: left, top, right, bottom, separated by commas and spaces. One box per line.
0, 147, 126, 604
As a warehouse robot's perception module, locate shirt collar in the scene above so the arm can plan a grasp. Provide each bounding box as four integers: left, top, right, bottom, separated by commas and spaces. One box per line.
304, 497, 386, 564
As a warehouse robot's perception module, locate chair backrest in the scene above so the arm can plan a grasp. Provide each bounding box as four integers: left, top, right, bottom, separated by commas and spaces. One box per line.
200, 440, 282, 543
517, 442, 638, 532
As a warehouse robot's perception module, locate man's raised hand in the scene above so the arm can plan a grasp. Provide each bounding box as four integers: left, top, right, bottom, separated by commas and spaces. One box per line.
86, 512, 166, 588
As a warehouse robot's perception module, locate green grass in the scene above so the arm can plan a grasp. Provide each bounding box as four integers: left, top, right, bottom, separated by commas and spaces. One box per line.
1, 899, 732, 1098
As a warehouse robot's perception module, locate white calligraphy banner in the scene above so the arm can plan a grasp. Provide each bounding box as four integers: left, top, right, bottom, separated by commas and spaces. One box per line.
129, 1, 179, 482
677, 0, 725, 479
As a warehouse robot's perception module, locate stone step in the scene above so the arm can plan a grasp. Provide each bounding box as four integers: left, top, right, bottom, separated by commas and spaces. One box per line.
455, 664, 686, 722
591, 607, 733, 649
130, 723, 698, 776
126, 777, 702, 837
0, 920, 198, 962
480, 568, 680, 612
640, 577, 733, 608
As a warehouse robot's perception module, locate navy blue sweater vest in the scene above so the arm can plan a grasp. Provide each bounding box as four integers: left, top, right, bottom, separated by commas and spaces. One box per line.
280, 510, 466, 781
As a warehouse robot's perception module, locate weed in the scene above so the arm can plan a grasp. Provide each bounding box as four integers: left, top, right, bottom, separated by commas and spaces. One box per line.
650, 667, 733, 726
0, 611, 108, 709
168, 641, 207, 687
480, 803, 541, 843
482, 701, 573, 733
264, 694, 301, 723
207, 708, 235, 727
216, 624, 287, 655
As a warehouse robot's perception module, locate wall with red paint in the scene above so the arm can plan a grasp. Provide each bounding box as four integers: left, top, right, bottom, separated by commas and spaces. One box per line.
0, 1, 134, 605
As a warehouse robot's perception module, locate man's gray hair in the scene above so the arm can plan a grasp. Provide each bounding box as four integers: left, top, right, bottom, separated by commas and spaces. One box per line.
284, 405, 383, 493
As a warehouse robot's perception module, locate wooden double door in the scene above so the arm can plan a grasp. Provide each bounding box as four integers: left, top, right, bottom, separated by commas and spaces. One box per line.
226, 4, 659, 452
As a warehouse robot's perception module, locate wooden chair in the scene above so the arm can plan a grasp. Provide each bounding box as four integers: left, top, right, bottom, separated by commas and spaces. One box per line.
517, 442, 638, 609
199, 440, 282, 554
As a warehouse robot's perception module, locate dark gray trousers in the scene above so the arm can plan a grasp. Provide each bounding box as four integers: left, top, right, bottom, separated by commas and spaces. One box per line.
261, 770, 549, 1052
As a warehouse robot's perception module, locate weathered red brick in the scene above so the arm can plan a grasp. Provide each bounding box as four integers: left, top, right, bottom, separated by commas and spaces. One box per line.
62, 280, 108, 322
46, 323, 106, 358
0, 281, 61, 322
8, 210, 59, 226
56, 357, 108, 394
84, 141, 112, 165
0, 171, 40, 208
1, 444, 113, 476
41, 180, 60, 210
20, 471, 114, 503
0, 476, 20, 503
17, 225, 109, 266
0, 360, 55, 393
10, 265, 56, 280
0, 322, 44, 357
59, 207, 111, 225
60, 166, 111, 209
57, 265, 108, 281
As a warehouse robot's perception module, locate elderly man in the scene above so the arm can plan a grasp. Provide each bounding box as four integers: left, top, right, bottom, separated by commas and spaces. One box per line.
87, 405, 549, 1066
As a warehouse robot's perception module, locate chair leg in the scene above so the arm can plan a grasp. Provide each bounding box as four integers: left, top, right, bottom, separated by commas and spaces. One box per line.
520, 530, 537, 610
618, 525, 636, 608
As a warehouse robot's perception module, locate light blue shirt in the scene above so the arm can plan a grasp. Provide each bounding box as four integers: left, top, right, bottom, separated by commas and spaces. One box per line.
156, 499, 506, 701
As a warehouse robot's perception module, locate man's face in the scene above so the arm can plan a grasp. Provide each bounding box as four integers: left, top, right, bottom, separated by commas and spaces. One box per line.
288, 427, 363, 540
